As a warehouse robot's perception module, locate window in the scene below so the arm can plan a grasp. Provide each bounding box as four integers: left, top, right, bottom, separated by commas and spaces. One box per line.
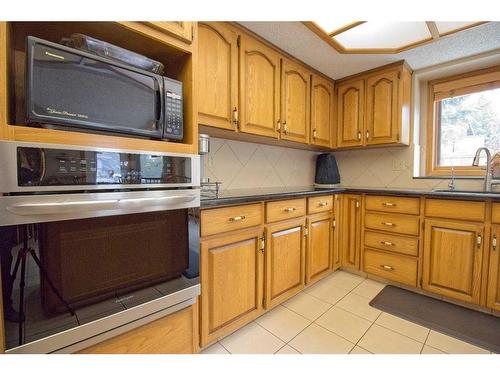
427, 66, 500, 176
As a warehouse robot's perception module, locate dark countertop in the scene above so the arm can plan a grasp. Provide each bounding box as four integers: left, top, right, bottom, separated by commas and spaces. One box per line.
200, 185, 500, 208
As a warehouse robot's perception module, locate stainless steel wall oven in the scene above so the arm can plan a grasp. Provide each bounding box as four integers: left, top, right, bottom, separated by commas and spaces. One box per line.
0, 141, 200, 353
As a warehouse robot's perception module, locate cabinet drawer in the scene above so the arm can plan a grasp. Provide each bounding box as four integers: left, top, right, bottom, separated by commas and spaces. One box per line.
201, 203, 262, 237
425, 199, 485, 222
493, 203, 500, 224
364, 230, 418, 257
308, 195, 333, 214
363, 249, 418, 287
365, 195, 420, 215
364, 212, 419, 236
266, 198, 306, 223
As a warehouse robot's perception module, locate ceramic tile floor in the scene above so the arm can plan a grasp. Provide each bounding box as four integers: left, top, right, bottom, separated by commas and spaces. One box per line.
201, 270, 496, 355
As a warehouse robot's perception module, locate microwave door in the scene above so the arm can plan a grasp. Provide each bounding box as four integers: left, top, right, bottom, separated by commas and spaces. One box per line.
27, 41, 164, 139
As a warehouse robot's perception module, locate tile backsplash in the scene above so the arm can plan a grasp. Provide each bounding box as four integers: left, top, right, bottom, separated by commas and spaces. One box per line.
202, 137, 485, 192
202, 138, 318, 190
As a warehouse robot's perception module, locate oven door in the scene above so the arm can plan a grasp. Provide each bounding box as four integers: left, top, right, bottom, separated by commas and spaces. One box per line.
0, 189, 200, 353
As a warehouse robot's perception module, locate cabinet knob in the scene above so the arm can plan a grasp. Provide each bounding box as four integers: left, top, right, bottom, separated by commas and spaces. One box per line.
380, 241, 394, 246
229, 215, 246, 222
366, 130, 370, 140
283, 207, 296, 212
493, 234, 497, 251
357, 131, 361, 140
381, 222, 395, 227
382, 202, 396, 207
380, 264, 394, 271
318, 202, 328, 207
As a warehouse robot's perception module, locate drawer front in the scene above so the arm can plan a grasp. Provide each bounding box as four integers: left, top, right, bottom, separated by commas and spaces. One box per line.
364, 230, 418, 256
308, 195, 334, 214
364, 212, 419, 236
493, 203, 500, 224
266, 198, 307, 223
425, 199, 485, 222
201, 203, 262, 237
365, 195, 420, 215
363, 249, 418, 287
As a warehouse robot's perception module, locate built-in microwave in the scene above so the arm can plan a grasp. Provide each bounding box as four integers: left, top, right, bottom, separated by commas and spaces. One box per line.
25, 36, 183, 141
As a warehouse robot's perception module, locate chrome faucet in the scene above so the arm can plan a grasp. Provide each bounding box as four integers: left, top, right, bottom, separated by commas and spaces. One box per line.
472, 147, 493, 192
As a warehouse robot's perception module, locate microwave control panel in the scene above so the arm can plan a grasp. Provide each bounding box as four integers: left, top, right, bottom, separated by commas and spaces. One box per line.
163, 77, 183, 141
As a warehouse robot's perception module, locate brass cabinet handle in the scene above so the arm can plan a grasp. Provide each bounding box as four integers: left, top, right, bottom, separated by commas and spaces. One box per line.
232, 107, 239, 128
493, 234, 497, 251
332, 219, 336, 228
382, 202, 396, 207
366, 130, 369, 140
357, 131, 361, 140
229, 215, 246, 222
260, 234, 265, 253
313, 128, 317, 139
283, 121, 288, 134
477, 234, 482, 247
381, 264, 394, 271
283, 207, 296, 212
355, 200, 360, 208
318, 202, 328, 207
381, 222, 395, 227
380, 241, 394, 246
277, 120, 281, 132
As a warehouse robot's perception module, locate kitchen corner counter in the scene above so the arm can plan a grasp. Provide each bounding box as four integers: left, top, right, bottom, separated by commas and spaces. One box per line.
200, 186, 500, 208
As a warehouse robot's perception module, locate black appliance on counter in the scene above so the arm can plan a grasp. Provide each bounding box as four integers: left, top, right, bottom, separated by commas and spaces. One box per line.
314, 153, 340, 187
25, 36, 183, 141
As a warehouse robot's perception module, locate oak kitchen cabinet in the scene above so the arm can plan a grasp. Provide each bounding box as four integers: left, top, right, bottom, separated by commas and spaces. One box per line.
265, 217, 306, 308
336, 62, 412, 149
423, 219, 484, 305
310, 73, 335, 147
140, 22, 194, 44
340, 194, 362, 270
487, 223, 500, 311
197, 22, 239, 131
306, 212, 333, 284
239, 33, 281, 138
200, 227, 265, 346
280, 58, 311, 144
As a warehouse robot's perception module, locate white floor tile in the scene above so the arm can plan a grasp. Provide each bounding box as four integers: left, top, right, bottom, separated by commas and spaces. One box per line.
425, 330, 490, 354
350, 346, 372, 354
421, 345, 446, 354
275, 345, 301, 354
220, 321, 285, 354
316, 306, 372, 343
328, 271, 366, 291
200, 342, 230, 354
336, 293, 382, 321
282, 292, 331, 321
289, 323, 354, 354
351, 279, 386, 299
358, 324, 423, 354
375, 312, 429, 343
304, 280, 350, 304
256, 305, 310, 342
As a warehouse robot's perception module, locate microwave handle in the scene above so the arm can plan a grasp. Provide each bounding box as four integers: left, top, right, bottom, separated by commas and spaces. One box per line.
155, 89, 162, 124
7, 194, 198, 215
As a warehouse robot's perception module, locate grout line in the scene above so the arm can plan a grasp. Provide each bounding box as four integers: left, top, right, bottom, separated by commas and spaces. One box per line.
420, 329, 432, 354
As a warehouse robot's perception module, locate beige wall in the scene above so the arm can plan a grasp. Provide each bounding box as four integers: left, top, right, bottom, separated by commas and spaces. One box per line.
202, 137, 318, 190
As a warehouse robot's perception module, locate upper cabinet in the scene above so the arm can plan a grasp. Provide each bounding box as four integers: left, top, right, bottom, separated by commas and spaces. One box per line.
280, 58, 311, 144
311, 74, 335, 147
337, 79, 365, 148
335, 61, 412, 149
140, 22, 193, 44
239, 34, 281, 138
197, 22, 239, 131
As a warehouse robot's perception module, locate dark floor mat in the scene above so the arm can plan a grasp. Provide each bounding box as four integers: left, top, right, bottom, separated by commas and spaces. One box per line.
370, 285, 500, 353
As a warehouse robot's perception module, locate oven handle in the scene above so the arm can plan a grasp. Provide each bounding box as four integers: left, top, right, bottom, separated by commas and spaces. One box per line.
6, 194, 198, 215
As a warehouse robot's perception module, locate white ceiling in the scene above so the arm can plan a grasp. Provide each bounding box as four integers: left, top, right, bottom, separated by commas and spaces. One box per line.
239, 21, 500, 79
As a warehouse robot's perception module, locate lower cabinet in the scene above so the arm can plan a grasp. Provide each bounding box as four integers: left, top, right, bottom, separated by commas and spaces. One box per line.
487, 225, 500, 311
340, 194, 362, 270
422, 219, 484, 305
265, 217, 306, 308
306, 212, 333, 284
200, 227, 265, 346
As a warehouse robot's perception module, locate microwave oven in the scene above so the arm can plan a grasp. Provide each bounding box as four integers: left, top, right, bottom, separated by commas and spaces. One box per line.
25, 36, 183, 141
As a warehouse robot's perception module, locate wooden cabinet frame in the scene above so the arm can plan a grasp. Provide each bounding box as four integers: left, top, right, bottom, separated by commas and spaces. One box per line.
306, 212, 333, 284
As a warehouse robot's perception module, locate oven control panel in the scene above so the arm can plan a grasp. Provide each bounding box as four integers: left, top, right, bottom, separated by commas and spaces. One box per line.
16, 146, 192, 187
163, 77, 183, 141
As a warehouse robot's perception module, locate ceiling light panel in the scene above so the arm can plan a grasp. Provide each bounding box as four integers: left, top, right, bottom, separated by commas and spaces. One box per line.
334, 22, 432, 49
314, 20, 354, 34
434, 21, 478, 35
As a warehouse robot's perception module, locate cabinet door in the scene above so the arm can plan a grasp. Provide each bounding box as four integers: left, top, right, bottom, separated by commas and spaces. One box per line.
423, 219, 484, 304
337, 79, 364, 148
365, 70, 399, 145
239, 35, 281, 138
340, 194, 362, 270
487, 225, 500, 311
281, 58, 310, 144
141, 22, 193, 43
200, 228, 264, 346
306, 213, 332, 284
332, 195, 342, 270
311, 74, 334, 147
265, 217, 306, 308
197, 22, 239, 130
